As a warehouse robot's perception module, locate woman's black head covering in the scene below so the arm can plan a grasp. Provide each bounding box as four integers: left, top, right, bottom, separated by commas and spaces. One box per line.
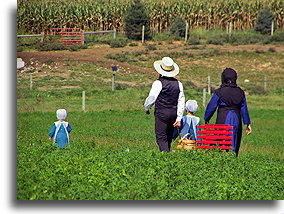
215, 68, 245, 107
221, 68, 238, 87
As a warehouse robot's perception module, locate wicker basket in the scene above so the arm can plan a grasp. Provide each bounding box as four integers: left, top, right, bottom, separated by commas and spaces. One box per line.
176, 133, 197, 151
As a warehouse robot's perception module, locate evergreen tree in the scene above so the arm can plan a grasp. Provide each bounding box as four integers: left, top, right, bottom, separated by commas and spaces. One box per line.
255, 8, 275, 35
124, 0, 151, 40
170, 17, 187, 38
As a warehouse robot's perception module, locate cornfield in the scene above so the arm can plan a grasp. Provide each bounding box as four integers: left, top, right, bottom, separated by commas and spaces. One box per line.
17, 0, 283, 34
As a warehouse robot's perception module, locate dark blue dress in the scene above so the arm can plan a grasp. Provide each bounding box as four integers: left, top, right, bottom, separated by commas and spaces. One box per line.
49, 121, 72, 148
204, 92, 250, 155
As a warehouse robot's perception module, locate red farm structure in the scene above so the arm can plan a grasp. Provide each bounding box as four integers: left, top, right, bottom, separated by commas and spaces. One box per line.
43, 28, 83, 46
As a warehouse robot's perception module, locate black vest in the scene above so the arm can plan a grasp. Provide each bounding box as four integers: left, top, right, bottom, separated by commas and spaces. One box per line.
155, 76, 180, 109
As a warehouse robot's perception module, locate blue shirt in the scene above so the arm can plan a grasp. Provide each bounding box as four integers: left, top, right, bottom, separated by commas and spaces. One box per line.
204, 93, 251, 125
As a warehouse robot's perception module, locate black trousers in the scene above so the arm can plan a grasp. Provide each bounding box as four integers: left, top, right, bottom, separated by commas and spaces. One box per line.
154, 108, 177, 152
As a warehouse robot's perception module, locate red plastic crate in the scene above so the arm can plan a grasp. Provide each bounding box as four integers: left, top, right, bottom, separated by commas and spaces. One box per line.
196, 124, 233, 151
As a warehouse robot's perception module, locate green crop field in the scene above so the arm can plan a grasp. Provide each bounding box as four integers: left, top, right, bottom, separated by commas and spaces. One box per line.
17, 0, 283, 34
17, 109, 284, 200
16, 0, 284, 197
17, 39, 284, 200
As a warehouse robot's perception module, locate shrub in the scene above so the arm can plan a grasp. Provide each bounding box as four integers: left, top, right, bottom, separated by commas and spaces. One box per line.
37, 42, 66, 51
147, 44, 157, 50
243, 84, 267, 95
124, 0, 151, 40
152, 32, 175, 42
170, 17, 187, 39
255, 8, 276, 35
228, 33, 263, 45
187, 37, 201, 45
268, 47, 276, 52
68, 44, 88, 52
129, 42, 138, 46
109, 38, 128, 48
262, 30, 284, 44
206, 36, 225, 45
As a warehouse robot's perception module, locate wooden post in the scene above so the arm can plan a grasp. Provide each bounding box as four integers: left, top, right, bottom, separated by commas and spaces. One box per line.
271, 21, 274, 36
185, 23, 189, 42
229, 22, 232, 38
207, 75, 211, 95
82, 30, 85, 45
30, 75, 33, 90
111, 66, 117, 91
226, 23, 229, 34
41, 32, 44, 43
142, 25, 145, 44
82, 91, 86, 111
112, 75, 115, 91
114, 28, 117, 40
202, 88, 206, 108
264, 76, 267, 92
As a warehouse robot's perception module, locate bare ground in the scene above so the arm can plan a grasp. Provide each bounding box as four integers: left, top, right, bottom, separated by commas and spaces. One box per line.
17, 42, 283, 89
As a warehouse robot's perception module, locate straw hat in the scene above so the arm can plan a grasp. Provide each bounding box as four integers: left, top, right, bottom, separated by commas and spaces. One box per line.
153, 57, 179, 77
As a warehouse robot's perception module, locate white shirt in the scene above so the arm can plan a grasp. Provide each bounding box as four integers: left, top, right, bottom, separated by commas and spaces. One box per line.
144, 79, 185, 121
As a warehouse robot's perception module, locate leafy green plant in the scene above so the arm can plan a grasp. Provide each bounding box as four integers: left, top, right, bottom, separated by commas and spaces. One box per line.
147, 44, 157, 50
37, 42, 66, 51
109, 39, 129, 48
17, 109, 284, 200
187, 37, 201, 45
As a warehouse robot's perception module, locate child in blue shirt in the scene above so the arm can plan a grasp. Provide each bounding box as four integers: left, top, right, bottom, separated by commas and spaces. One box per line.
49, 109, 72, 148
173, 100, 200, 140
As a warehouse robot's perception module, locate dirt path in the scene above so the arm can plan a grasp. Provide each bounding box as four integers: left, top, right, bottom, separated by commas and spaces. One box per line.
17, 43, 153, 74
18, 42, 283, 70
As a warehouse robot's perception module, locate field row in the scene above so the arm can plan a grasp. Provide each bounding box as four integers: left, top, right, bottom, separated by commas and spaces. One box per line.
17, 110, 284, 200
17, 0, 283, 34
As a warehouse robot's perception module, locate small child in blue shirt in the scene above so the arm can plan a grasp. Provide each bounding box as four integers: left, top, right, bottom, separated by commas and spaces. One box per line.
49, 109, 72, 148
173, 100, 200, 140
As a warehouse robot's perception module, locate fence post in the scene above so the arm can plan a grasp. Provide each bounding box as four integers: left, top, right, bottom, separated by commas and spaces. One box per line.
142, 25, 145, 44
226, 23, 229, 34
207, 75, 211, 95
229, 22, 232, 38
264, 76, 267, 92
202, 88, 206, 108
82, 91, 86, 111
112, 74, 115, 91
111, 66, 117, 91
114, 28, 117, 40
30, 75, 33, 90
82, 30, 85, 44
271, 21, 274, 36
41, 32, 44, 43
185, 23, 189, 42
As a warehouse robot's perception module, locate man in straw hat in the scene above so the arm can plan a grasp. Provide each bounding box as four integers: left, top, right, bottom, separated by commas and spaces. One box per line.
144, 57, 185, 152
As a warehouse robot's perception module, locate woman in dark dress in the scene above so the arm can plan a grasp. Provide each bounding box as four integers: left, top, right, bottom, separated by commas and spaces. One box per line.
204, 68, 252, 157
